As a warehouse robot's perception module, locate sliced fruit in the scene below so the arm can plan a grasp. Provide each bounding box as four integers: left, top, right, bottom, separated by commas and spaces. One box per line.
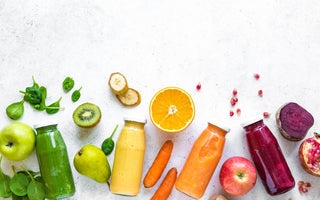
73, 103, 101, 128
149, 87, 195, 133
108, 72, 129, 95
299, 132, 320, 176
116, 88, 141, 107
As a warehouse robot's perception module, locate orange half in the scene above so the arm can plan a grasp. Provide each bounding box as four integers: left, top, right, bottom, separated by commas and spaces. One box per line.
149, 87, 195, 133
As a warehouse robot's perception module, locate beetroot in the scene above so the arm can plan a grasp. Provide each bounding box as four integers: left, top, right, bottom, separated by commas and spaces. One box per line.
276, 102, 314, 141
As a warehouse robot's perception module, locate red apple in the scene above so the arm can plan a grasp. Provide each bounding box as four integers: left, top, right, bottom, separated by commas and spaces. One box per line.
219, 156, 257, 196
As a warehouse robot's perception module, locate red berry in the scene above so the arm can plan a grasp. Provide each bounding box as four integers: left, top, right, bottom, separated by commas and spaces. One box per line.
230, 111, 234, 117
304, 182, 311, 187
233, 89, 238, 96
298, 181, 304, 186
254, 73, 260, 80
230, 98, 236, 106
263, 112, 270, 118
234, 97, 238, 102
258, 89, 263, 97
236, 108, 241, 115
298, 185, 304, 193
302, 187, 308, 193
196, 83, 201, 90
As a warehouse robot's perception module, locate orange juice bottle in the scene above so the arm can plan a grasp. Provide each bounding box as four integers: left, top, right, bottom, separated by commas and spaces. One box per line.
175, 122, 229, 199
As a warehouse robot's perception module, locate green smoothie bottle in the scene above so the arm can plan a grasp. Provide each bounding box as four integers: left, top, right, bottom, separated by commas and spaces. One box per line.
35, 124, 75, 199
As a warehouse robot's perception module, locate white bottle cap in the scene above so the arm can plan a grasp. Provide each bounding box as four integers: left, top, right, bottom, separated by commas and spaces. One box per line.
123, 116, 147, 124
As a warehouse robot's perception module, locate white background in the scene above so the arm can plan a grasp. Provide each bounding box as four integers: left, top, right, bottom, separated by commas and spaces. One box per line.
0, 0, 320, 200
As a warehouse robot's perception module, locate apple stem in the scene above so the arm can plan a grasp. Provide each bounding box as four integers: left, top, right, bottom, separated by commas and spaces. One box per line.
6, 142, 13, 147
237, 172, 245, 179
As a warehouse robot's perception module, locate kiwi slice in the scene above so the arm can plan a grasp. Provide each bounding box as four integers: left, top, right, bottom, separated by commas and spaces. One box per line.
73, 103, 101, 128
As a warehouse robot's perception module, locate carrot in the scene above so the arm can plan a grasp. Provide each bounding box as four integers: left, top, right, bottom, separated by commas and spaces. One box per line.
151, 168, 177, 200
143, 140, 174, 188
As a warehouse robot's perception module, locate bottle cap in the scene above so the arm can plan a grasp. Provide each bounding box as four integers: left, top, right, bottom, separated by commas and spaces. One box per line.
34, 122, 58, 130
124, 116, 147, 124
241, 117, 264, 128
207, 121, 230, 133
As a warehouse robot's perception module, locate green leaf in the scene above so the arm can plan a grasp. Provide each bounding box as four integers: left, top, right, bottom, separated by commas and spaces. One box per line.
32, 76, 39, 89
34, 176, 44, 185
62, 77, 74, 92
27, 181, 45, 200
34, 87, 47, 111
20, 87, 42, 105
6, 100, 24, 120
10, 173, 30, 196
0, 157, 11, 198
12, 193, 30, 200
45, 97, 64, 114
101, 124, 118, 155
71, 86, 82, 102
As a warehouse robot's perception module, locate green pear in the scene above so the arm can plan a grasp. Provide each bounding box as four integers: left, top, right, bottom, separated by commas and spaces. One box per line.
74, 145, 111, 183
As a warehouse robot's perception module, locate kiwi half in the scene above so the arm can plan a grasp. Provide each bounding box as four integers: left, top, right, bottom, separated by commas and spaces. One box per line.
73, 103, 101, 128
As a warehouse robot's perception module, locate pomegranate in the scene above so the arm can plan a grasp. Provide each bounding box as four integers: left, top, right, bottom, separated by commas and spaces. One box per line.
299, 132, 320, 177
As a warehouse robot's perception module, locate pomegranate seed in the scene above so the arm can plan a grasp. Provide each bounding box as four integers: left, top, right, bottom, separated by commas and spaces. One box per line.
304, 182, 311, 187
258, 89, 263, 97
254, 73, 260, 80
230, 98, 236, 106
233, 89, 238, 96
236, 108, 241, 115
230, 111, 234, 117
302, 187, 308, 193
298, 181, 304, 186
196, 83, 201, 90
263, 112, 270, 118
298, 185, 304, 193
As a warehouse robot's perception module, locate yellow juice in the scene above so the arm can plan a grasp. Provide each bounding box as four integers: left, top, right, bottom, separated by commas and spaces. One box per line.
110, 118, 146, 196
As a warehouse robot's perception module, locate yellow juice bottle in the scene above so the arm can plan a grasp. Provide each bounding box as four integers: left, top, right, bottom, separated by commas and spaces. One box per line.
110, 117, 146, 196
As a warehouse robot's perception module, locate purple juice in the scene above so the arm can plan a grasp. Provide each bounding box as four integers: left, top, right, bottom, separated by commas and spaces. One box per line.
243, 119, 295, 195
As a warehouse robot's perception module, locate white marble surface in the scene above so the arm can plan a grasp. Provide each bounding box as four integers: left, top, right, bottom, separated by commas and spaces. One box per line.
0, 0, 320, 200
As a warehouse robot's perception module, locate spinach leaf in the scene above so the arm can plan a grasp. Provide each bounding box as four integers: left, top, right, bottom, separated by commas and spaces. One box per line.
101, 125, 118, 155
20, 87, 42, 105
12, 193, 29, 200
45, 97, 64, 114
71, 86, 82, 102
0, 157, 11, 198
6, 100, 24, 120
31, 76, 39, 89
62, 77, 74, 92
22, 167, 45, 200
10, 166, 29, 196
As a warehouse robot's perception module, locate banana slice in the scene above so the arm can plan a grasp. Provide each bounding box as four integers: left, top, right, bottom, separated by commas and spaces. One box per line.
108, 72, 129, 95
116, 88, 141, 107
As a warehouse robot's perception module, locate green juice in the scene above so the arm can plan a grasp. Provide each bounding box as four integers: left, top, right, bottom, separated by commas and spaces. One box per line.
35, 124, 75, 199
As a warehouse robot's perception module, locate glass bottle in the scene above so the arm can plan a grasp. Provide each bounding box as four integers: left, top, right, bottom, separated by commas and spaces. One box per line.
110, 117, 146, 196
175, 122, 229, 199
242, 119, 295, 195
35, 124, 75, 199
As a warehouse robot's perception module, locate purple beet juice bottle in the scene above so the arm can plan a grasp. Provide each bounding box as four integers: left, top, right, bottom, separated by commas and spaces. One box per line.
242, 119, 295, 195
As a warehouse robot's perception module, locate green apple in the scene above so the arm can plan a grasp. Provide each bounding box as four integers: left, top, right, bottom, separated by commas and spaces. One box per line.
0, 122, 36, 161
